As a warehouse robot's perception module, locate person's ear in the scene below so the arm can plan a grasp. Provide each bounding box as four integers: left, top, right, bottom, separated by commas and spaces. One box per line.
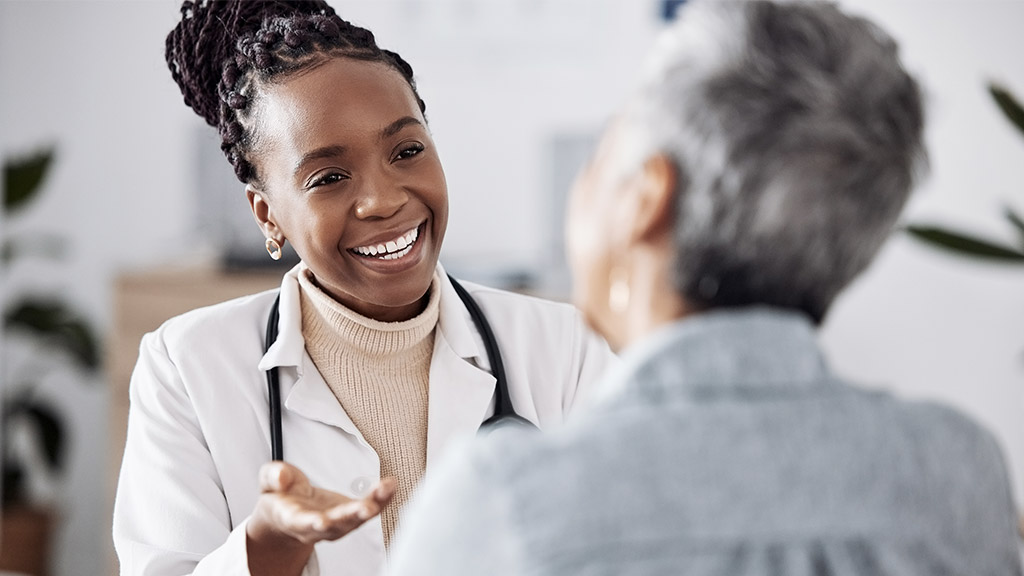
247, 185, 284, 242
628, 153, 677, 245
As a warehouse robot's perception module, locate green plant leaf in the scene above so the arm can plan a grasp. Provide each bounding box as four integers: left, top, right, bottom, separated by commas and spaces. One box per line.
1, 234, 68, 263
906, 225, 1024, 262
3, 148, 55, 213
2, 465, 26, 505
24, 403, 64, 472
1006, 206, 1024, 246
989, 83, 1024, 139
4, 398, 65, 472
4, 299, 101, 370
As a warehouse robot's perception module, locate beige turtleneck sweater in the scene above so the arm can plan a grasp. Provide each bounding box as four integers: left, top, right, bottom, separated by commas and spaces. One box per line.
297, 268, 439, 547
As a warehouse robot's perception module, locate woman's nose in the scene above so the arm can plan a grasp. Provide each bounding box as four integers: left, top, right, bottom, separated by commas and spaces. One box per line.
353, 179, 409, 220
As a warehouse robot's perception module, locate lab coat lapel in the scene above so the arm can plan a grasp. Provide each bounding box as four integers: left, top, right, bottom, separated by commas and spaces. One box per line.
426, 269, 497, 468
258, 264, 365, 442
285, 356, 363, 439
262, 264, 496, 462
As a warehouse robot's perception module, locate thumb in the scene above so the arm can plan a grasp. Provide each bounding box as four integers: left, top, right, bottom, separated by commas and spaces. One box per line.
259, 461, 309, 494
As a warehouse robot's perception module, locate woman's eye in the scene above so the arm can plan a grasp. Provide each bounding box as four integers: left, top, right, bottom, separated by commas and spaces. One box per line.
395, 144, 424, 160
309, 172, 347, 188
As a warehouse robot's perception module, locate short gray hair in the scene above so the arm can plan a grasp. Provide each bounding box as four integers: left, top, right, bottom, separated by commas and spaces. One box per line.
621, 0, 925, 323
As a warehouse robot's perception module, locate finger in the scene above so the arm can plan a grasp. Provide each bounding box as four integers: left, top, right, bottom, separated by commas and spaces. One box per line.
276, 491, 384, 543
372, 477, 397, 504
259, 462, 289, 493
290, 503, 368, 543
283, 508, 339, 543
352, 478, 397, 521
324, 500, 374, 525
259, 461, 311, 495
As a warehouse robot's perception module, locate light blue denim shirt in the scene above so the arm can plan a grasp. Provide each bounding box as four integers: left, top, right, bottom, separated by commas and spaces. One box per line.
389, 308, 1023, 576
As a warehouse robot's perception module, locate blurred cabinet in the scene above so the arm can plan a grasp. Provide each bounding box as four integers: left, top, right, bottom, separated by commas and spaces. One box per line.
106, 265, 282, 574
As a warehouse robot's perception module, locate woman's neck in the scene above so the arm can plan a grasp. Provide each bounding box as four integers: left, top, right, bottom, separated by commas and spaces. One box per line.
307, 274, 430, 323
618, 248, 692, 351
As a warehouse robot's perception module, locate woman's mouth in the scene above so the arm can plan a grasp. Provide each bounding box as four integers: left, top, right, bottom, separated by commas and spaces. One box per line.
350, 225, 420, 261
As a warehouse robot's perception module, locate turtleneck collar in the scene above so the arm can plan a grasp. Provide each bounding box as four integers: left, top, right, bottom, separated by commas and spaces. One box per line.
297, 265, 441, 358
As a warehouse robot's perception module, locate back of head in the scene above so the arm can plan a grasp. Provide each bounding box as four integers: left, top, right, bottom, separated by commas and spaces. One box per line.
165, 0, 424, 184
623, 0, 925, 323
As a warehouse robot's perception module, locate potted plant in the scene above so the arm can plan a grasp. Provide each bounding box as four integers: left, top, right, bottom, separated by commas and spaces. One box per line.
1, 148, 102, 576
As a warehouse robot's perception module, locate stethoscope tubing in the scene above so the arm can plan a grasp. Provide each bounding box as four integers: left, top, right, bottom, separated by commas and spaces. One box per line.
263, 274, 532, 461
264, 295, 285, 461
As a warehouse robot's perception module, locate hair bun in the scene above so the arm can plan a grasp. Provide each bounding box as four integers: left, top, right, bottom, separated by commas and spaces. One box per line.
165, 0, 338, 128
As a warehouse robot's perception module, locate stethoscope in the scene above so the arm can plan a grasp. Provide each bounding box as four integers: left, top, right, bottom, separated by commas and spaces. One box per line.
264, 274, 535, 461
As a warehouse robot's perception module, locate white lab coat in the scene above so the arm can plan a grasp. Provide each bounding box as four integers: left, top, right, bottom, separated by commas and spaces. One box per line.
113, 264, 615, 576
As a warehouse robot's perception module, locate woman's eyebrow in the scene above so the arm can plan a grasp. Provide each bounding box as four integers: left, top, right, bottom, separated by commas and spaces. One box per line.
292, 117, 423, 176
380, 116, 423, 141
293, 145, 347, 176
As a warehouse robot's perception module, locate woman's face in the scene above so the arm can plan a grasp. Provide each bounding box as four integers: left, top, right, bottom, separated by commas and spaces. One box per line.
250, 57, 448, 322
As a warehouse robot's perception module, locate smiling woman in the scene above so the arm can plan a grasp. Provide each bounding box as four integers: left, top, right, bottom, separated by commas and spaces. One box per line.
248, 57, 447, 322
111, 2, 615, 576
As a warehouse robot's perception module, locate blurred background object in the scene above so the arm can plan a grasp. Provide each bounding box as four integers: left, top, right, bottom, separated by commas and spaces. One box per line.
2, 148, 102, 575
907, 83, 1024, 263
1, 1, 1022, 574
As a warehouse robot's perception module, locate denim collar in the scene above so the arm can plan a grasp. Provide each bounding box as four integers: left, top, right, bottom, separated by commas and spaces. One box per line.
598, 307, 835, 405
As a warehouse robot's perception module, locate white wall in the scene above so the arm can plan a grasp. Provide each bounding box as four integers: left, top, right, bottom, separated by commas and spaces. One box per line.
821, 0, 1024, 512
0, 1, 1021, 574
317, 1, 663, 289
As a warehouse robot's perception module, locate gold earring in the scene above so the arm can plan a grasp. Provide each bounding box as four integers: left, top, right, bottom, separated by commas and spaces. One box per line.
608, 266, 630, 314
265, 238, 282, 261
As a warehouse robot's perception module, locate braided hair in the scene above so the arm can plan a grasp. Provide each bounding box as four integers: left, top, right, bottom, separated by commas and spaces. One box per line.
166, 0, 426, 184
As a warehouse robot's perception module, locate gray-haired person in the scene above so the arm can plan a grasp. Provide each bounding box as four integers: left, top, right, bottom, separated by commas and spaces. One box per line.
388, 1, 1024, 574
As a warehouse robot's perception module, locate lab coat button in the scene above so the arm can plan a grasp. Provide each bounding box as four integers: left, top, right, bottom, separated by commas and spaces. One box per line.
350, 476, 373, 496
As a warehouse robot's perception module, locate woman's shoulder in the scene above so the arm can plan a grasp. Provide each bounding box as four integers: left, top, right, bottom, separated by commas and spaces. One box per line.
851, 389, 1003, 454
888, 395, 1011, 470
448, 277, 580, 321
835, 388, 1015, 516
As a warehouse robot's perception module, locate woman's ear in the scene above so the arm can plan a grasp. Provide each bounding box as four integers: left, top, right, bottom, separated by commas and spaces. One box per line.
628, 153, 677, 244
247, 185, 283, 241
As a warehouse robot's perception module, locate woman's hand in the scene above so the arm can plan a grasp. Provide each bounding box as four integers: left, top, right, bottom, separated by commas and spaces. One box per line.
246, 461, 396, 576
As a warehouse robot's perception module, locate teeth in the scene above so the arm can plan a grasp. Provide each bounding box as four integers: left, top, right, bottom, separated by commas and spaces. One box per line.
352, 226, 420, 258
381, 245, 413, 260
